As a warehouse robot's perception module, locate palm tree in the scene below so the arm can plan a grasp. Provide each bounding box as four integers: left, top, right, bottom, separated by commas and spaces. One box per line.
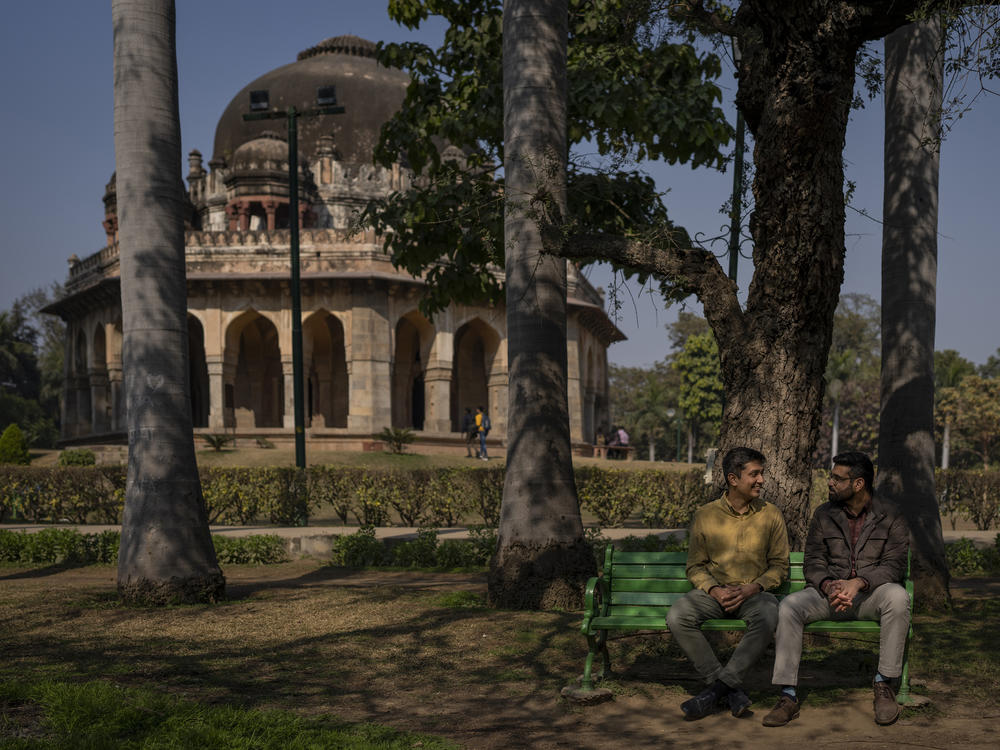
877, 17, 949, 607
934, 350, 975, 469
488, 0, 594, 609
112, 0, 223, 604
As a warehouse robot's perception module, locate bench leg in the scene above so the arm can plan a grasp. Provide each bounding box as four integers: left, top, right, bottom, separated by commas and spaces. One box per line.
581, 631, 610, 691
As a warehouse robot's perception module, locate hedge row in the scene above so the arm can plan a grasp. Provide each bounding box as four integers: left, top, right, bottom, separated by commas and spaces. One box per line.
0, 465, 708, 529
0, 528, 288, 565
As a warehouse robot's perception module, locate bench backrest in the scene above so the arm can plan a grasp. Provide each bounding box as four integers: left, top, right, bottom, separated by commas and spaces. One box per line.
600, 548, 909, 621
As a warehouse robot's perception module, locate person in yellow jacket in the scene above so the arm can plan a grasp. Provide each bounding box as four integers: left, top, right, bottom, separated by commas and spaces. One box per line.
666, 446, 790, 720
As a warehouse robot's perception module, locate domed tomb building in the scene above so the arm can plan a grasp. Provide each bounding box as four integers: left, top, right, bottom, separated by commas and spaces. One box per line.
47, 35, 621, 451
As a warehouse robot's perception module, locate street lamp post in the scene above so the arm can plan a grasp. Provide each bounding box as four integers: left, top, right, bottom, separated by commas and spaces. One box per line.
666, 408, 683, 463
727, 39, 745, 284
243, 88, 345, 470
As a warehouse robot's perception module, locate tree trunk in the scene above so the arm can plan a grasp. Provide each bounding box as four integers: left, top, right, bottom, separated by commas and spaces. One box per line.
686, 424, 694, 464
877, 18, 950, 609
712, 10, 865, 546
488, 0, 593, 609
113, 0, 224, 604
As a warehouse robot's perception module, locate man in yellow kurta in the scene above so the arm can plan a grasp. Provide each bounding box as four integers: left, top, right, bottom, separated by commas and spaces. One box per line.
666, 447, 790, 720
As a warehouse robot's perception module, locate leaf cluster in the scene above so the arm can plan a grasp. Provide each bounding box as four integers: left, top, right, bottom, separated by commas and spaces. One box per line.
364, 0, 730, 314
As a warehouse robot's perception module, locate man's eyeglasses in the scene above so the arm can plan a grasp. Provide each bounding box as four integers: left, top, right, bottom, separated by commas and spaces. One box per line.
829, 473, 853, 485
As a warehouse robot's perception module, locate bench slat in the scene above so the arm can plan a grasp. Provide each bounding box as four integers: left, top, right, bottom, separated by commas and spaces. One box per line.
608, 564, 691, 578
606, 605, 672, 618
611, 591, 686, 606
611, 579, 691, 594
803, 620, 881, 633
591, 615, 669, 630
610, 551, 687, 564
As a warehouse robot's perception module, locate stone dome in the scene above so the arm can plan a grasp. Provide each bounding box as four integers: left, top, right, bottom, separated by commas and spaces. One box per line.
230, 132, 289, 170
212, 35, 408, 168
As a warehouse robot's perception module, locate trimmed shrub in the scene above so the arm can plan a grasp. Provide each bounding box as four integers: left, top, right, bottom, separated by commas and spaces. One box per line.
58, 449, 96, 466
330, 525, 386, 567
0, 424, 31, 465
213, 534, 288, 565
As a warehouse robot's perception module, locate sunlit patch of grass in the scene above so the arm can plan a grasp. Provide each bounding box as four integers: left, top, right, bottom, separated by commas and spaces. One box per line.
430, 591, 484, 608
0, 679, 459, 750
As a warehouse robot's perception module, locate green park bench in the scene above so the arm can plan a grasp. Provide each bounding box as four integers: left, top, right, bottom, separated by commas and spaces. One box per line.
575, 548, 914, 703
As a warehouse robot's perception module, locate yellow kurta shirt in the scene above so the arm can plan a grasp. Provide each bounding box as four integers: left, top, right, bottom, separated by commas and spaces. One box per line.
686, 494, 790, 593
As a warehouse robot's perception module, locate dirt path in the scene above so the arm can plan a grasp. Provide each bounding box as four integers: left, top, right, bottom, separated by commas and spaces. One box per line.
2, 563, 995, 749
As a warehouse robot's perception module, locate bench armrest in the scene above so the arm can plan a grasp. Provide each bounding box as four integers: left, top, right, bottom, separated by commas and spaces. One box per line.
581, 575, 609, 633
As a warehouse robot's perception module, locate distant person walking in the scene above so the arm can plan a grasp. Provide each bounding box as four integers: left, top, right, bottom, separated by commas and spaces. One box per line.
476, 405, 491, 461
461, 407, 477, 457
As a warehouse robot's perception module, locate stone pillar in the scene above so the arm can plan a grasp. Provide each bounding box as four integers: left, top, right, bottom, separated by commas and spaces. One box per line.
566, 318, 583, 443
89, 368, 109, 434
347, 291, 392, 433
237, 200, 251, 231
281, 358, 296, 430
225, 202, 239, 231
206, 356, 225, 430
75, 376, 91, 437
423, 363, 453, 434
487, 370, 508, 440
108, 363, 123, 432
262, 199, 277, 231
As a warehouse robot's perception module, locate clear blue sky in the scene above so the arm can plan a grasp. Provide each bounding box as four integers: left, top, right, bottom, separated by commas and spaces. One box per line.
1, 1, 997, 368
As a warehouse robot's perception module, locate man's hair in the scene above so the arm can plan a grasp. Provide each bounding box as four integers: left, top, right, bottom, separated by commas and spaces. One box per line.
722, 447, 766, 480
831, 451, 875, 492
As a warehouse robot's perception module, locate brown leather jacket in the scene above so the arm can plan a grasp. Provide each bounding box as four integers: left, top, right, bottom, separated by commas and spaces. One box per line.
803, 497, 909, 592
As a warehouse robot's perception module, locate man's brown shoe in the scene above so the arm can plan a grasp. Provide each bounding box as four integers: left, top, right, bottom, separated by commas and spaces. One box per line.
761, 695, 799, 727
873, 681, 900, 725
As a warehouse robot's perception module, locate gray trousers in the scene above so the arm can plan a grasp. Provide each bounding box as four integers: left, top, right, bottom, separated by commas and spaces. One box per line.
666, 589, 779, 689
771, 583, 910, 686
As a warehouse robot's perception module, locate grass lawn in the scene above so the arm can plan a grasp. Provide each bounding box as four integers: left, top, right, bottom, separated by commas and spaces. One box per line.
1, 561, 998, 748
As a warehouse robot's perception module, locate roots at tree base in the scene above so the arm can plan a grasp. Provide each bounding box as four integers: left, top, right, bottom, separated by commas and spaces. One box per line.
118, 573, 226, 606
487, 540, 594, 610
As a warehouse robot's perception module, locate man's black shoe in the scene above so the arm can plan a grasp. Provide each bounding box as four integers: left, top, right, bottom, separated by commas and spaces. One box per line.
681, 686, 722, 720
728, 688, 752, 717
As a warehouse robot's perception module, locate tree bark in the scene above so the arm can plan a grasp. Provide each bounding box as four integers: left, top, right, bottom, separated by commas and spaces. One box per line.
488, 0, 594, 610
113, 0, 224, 604
878, 18, 950, 609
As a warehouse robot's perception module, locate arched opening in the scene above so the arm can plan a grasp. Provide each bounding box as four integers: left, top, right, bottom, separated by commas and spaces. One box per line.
450, 318, 500, 432
188, 315, 209, 428
303, 310, 348, 428
392, 312, 433, 430
226, 311, 283, 428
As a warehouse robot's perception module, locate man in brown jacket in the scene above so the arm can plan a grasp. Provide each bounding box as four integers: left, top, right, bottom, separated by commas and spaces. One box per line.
763, 451, 910, 727
666, 447, 790, 720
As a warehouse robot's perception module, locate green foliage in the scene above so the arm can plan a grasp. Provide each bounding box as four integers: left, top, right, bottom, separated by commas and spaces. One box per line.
331, 525, 496, 570
391, 528, 441, 567
575, 466, 709, 528
1, 678, 459, 749
673, 331, 723, 448
944, 537, 1000, 576
374, 426, 416, 454
201, 433, 234, 452
58, 448, 96, 466
936, 469, 1000, 530
0, 529, 288, 567
366, 0, 729, 314
0, 466, 125, 523
938, 375, 1000, 468
330, 525, 388, 567
0, 463, 721, 530
213, 534, 288, 565
0, 423, 31, 465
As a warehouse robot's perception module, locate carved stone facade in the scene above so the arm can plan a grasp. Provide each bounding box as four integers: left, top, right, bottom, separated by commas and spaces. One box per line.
47, 35, 620, 450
